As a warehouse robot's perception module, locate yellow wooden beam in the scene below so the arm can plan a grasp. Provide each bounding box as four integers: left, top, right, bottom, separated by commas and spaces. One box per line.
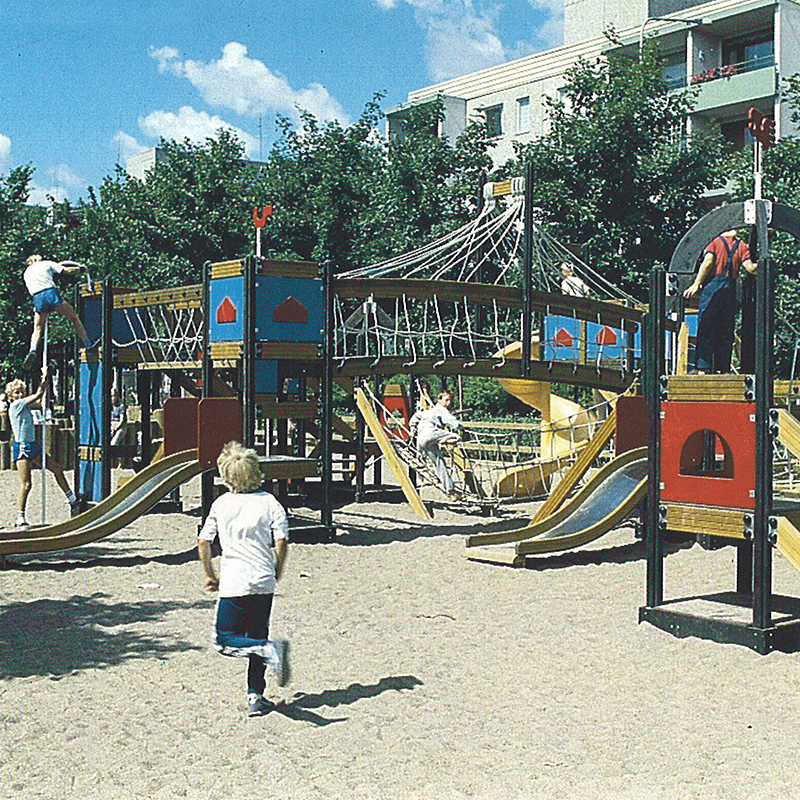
355, 387, 432, 519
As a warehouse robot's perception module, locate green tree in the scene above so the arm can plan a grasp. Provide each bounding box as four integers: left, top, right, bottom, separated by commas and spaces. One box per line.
77, 130, 259, 289
508, 44, 728, 295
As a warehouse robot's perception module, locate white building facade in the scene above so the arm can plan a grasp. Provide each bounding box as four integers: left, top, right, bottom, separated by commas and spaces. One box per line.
385, 0, 800, 166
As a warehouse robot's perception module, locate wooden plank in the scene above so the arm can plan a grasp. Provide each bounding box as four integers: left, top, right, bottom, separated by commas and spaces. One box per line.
255, 399, 317, 420
337, 357, 634, 392
532, 411, 617, 522
777, 408, 800, 461
355, 387, 432, 520
210, 260, 244, 279
777, 514, 800, 575
257, 342, 319, 360
210, 342, 242, 360
334, 278, 644, 331
676, 322, 689, 376
663, 503, 747, 538
114, 285, 203, 309
258, 457, 318, 481
256, 260, 318, 279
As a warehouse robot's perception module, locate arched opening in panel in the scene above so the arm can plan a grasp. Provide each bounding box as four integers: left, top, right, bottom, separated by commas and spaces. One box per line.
679, 429, 734, 478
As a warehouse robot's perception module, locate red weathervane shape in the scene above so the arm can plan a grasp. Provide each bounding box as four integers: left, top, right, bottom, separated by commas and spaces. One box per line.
747, 108, 775, 149
254, 206, 273, 228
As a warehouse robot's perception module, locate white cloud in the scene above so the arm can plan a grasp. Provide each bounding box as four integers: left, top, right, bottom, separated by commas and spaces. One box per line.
371, 0, 563, 81
0, 133, 10, 168
137, 105, 259, 157
25, 164, 84, 206
150, 42, 349, 126
112, 130, 146, 162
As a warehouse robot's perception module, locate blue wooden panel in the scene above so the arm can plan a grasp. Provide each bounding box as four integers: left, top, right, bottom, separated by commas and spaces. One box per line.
255, 360, 279, 394
112, 306, 145, 346
79, 458, 102, 503
542, 315, 582, 362
79, 361, 102, 446
82, 296, 102, 342
254, 276, 323, 342
209, 276, 245, 342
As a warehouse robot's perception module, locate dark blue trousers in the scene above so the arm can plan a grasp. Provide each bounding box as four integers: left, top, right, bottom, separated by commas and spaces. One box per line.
696, 276, 736, 373
215, 594, 273, 695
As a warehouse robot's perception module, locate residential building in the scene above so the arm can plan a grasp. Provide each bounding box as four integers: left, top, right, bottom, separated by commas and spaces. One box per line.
385, 0, 800, 166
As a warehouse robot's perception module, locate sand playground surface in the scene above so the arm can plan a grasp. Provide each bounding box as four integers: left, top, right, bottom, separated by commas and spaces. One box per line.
1, 467, 799, 800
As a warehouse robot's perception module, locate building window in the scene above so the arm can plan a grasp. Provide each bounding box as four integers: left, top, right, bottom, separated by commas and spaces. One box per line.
723, 33, 774, 73
662, 52, 687, 89
516, 97, 530, 133
485, 105, 503, 138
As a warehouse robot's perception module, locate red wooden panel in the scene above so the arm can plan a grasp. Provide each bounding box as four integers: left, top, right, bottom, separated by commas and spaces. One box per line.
660, 401, 755, 509
198, 398, 243, 468
163, 398, 199, 455
615, 395, 648, 455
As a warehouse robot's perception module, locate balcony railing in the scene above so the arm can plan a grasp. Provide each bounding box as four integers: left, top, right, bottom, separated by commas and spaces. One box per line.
690, 55, 774, 85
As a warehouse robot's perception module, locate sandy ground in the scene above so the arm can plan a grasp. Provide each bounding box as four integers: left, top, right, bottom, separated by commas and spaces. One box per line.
1, 468, 799, 800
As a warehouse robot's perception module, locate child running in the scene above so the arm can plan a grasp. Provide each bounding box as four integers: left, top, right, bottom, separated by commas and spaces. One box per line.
6, 368, 80, 527
22, 254, 96, 371
197, 441, 291, 717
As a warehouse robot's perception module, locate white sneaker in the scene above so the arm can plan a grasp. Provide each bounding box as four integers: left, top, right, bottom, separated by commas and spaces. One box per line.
15, 517, 28, 529
247, 693, 273, 717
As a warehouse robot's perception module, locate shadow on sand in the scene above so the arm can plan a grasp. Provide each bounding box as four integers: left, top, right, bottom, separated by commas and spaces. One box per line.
0, 592, 209, 679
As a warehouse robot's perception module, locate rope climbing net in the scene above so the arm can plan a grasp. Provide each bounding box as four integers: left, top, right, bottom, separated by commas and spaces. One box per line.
334, 182, 640, 371
362, 382, 617, 506
112, 302, 205, 365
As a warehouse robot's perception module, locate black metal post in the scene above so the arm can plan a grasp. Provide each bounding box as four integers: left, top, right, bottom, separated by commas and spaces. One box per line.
645, 265, 665, 608
201, 260, 215, 522
320, 260, 334, 537
752, 200, 773, 629
521, 160, 534, 378
137, 369, 151, 467
243, 255, 256, 449
101, 277, 113, 499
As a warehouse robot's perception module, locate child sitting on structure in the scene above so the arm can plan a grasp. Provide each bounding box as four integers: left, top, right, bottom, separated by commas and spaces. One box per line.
409, 390, 463, 500
22, 254, 96, 371
6, 368, 80, 527
197, 441, 291, 717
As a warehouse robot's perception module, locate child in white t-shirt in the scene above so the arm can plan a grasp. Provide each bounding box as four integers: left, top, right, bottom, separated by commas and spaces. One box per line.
22, 254, 96, 371
198, 441, 291, 717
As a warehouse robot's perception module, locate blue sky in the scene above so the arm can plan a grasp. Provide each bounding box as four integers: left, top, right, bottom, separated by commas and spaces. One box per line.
1, 0, 563, 205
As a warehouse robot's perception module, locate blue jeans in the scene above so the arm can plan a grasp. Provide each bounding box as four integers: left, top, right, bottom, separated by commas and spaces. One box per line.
215, 594, 273, 695
696, 276, 736, 373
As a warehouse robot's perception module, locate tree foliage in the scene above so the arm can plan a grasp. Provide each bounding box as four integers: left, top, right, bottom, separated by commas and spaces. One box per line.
507, 45, 729, 295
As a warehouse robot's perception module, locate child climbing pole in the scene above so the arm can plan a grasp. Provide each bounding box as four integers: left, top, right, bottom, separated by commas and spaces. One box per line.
6, 367, 80, 528
22, 254, 96, 371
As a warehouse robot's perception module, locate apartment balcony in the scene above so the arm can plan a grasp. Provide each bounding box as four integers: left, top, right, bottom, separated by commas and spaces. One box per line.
691, 58, 776, 113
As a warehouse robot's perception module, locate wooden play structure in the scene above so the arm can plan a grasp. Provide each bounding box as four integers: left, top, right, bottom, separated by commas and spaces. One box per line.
640, 198, 800, 654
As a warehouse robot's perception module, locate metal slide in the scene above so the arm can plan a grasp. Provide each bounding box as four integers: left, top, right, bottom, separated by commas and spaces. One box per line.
466, 447, 647, 566
0, 449, 204, 556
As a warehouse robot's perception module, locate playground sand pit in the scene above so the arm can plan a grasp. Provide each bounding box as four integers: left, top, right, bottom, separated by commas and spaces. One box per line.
1, 469, 800, 800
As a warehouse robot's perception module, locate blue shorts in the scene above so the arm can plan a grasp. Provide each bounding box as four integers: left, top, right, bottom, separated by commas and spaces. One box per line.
32, 287, 65, 314
13, 441, 42, 462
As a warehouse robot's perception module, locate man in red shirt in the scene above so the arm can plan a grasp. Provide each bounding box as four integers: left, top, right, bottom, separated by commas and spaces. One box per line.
684, 230, 757, 373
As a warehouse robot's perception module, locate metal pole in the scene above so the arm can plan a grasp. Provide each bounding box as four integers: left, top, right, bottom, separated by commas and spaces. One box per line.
645, 264, 666, 608
521, 160, 534, 379
321, 259, 334, 538
101, 276, 113, 499
752, 200, 773, 628
41, 319, 48, 524
243, 255, 256, 449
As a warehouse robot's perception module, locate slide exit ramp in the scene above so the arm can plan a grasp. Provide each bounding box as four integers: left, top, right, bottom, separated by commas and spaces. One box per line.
0, 449, 203, 556
466, 447, 647, 566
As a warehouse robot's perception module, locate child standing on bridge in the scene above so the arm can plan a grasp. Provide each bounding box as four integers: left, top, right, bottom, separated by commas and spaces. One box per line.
197, 441, 291, 717
6, 368, 80, 528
